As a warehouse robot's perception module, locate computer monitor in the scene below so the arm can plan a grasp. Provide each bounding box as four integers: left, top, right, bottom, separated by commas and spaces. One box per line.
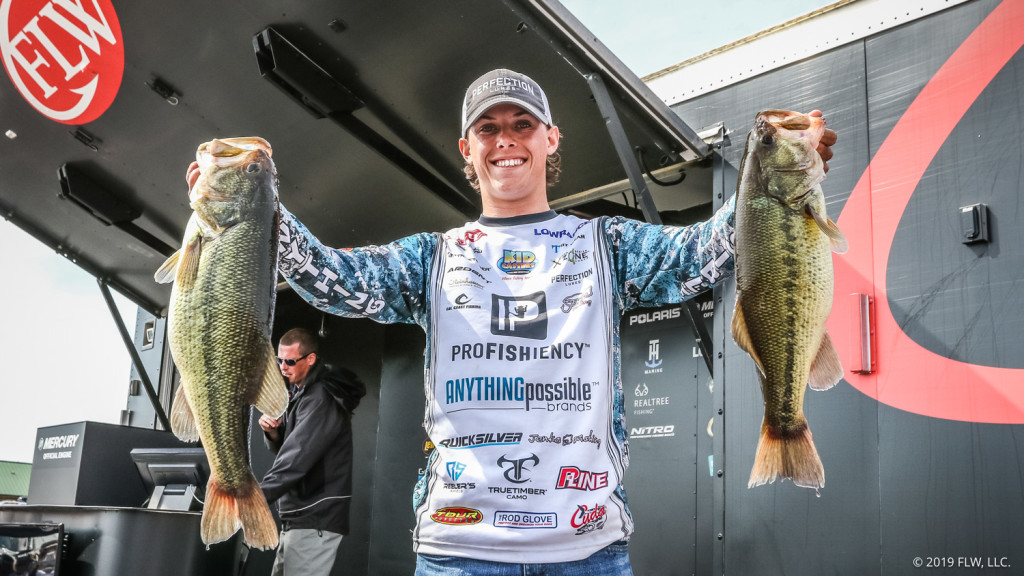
0, 522, 63, 576
129, 447, 210, 512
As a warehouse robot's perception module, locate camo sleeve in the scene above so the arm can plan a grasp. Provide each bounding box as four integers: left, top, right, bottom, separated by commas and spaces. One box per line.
603, 195, 735, 310
276, 205, 436, 328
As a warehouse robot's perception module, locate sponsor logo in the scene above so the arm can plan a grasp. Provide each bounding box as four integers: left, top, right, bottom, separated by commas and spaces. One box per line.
453, 229, 487, 246
494, 511, 558, 529
635, 382, 649, 397
444, 482, 476, 490
450, 341, 589, 362
527, 430, 602, 451
561, 286, 593, 314
444, 376, 593, 413
497, 453, 538, 484
556, 466, 609, 491
446, 293, 481, 311
1, 0, 124, 124
645, 339, 664, 374
552, 248, 590, 268
491, 292, 547, 340
489, 487, 547, 499
37, 434, 79, 451
447, 277, 485, 291
438, 432, 522, 450
630, 425, 676, 439
497, 250, 536, 275
423, 440, 435, 454
534, 222, 587, 240
628, 308, 681, 325
431, 507, 483, 525
550, 269, 593, 286
447, 265, 490, 284
447, 461, 467, 481
570, 503, 607, 535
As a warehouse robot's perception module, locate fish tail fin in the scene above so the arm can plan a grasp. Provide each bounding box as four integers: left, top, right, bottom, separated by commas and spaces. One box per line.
202, 478, 279, 551
747, 419, 825, 490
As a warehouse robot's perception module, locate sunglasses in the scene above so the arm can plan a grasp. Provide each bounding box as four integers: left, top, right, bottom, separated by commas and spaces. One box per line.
276, 352, 312, 366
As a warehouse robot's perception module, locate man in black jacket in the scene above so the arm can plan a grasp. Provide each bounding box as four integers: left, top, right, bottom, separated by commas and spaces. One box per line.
260, 327, 366, 575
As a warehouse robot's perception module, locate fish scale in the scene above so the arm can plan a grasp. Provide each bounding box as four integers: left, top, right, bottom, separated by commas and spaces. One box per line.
732, 111, 847, 490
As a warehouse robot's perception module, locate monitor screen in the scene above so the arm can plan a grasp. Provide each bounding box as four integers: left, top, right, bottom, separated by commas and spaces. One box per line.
0, 522, 63, 576
129, 447, 210, 511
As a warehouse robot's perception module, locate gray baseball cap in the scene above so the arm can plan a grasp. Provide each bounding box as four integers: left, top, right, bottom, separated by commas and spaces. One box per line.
461, 69, 553, 136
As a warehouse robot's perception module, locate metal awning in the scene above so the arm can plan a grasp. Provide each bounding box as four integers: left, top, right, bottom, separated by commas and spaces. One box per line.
0, 0, 711, 314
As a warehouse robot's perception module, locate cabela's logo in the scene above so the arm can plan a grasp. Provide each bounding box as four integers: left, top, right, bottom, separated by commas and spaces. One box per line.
1, 0, 124, 124
430, 507, 483, 525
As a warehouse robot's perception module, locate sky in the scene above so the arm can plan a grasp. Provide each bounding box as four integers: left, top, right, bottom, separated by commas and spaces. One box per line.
0, 0, 832, 464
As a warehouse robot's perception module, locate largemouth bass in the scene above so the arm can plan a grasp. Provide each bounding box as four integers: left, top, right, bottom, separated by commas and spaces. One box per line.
155, 137, 288, 549
732, 110, 848, 490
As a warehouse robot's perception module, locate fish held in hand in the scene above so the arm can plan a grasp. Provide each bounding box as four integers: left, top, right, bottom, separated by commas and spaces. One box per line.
732, 110, 848, 490
155, 136, 288, 549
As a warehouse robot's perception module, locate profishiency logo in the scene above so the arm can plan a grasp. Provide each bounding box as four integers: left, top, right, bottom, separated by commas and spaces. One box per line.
1, 0, 124, 124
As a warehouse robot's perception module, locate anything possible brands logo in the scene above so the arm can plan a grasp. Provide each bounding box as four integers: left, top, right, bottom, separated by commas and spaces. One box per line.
494, 511, 558, 529
497, 453, 539, 484
438, 431, 522, 450
570, 503, 607, 535
497, 249, 536, 275
431, 507, 483, 525
556, 466, 609, 491
444, 375, 593, 413
1, 0, 124, 124
491, 292, 547, 340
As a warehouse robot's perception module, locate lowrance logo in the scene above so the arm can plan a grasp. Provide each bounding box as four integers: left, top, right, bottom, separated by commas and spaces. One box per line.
1, 0, 125, 124
37, 433, 79, 450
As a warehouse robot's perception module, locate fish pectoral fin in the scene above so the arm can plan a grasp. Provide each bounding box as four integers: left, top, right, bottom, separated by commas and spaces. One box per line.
808, 331, 843, 391
170, 380, 201, 442
731, 298, 766, 375
254, 346, 288, 418
154, 251, 180, 284
806, 205, 849, 254
175, 235, 203, 290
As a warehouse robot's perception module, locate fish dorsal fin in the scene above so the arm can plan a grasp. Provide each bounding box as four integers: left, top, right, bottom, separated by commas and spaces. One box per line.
254, 344, 288, 419
808, 331, 843, 391
806, 205, 849, 254
170, 380, 201, 442
174, 235, 203, 290
731, 296, 766, 376
154, 250, 180, 284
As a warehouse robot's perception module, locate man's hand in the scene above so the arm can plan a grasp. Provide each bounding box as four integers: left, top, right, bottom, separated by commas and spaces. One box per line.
810, 110, 837, 173
259, 414, 283, 441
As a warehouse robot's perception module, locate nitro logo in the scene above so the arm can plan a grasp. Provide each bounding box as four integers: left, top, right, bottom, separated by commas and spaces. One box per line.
570, 503, 607, 535
491, 292, 547, 340
37, 433, 79, 450
497, 453, 538, 484
630, 425, 675, 439
645, 339, 663, 373
1, 0, 124, 124
497, 250, 536, 275
431, 507, 483, 525
629, 308, 681, 325
556, 466, 609, 491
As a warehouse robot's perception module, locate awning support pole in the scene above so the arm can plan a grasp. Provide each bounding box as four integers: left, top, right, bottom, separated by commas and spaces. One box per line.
98, 278, 173, 432
585, 72, 714, 372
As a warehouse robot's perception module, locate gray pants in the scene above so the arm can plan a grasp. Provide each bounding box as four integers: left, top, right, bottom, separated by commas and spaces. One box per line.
270, 528, 344, 576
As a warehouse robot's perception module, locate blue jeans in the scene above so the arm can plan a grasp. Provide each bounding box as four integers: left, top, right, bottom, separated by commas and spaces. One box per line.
415, 541, 632, 576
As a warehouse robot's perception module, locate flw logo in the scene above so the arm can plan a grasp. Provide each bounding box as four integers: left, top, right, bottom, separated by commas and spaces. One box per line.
1, 0, 124, 124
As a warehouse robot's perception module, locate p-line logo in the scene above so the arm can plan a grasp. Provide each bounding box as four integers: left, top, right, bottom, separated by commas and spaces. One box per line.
491, 291, 547, 340
1, 0, 124, 124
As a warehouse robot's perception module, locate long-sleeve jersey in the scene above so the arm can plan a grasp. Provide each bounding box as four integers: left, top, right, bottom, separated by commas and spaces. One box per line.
276, 199, 735, 563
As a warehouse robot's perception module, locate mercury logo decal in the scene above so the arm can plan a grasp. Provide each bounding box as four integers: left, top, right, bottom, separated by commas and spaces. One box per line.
1, 0, 124, 124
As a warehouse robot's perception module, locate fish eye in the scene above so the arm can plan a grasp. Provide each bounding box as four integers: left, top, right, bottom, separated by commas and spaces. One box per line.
761, 135, 774, 146
245, 162, 261, 173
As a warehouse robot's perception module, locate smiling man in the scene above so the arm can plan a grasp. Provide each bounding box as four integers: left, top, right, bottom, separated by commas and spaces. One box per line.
187, 68, 835, 575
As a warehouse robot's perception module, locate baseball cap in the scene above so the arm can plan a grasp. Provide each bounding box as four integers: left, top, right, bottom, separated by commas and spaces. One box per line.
461, 69, 553, 136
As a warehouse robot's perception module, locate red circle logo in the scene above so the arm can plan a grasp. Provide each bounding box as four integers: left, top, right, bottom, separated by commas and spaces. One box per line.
1, 0, 124, 124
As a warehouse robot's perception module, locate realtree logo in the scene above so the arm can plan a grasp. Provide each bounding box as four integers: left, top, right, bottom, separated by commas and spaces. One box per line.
1, 0, 124, 124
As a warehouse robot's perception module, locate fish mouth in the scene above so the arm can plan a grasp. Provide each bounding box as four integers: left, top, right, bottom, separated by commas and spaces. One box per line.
756, 110, 825, 149
197, 137, 273, 167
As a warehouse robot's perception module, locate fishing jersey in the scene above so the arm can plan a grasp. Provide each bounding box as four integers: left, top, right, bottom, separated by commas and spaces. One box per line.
276, 200, 735, 563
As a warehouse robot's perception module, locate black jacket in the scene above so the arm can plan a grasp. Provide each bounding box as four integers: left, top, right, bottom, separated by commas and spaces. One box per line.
261, 362, 366, 534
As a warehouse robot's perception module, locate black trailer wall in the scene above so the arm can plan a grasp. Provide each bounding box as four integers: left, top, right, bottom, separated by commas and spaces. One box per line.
669, 0, 1024, 573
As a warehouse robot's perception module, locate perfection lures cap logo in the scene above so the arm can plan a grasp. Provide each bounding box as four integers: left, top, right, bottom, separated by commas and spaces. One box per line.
1, 0, 124, 124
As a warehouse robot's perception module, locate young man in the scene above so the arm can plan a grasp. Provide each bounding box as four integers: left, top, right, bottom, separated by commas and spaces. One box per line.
187, 68, 835, 575
260, 327, 365, 576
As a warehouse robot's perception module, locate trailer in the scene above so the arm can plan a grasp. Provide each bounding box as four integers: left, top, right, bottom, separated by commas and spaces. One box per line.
1, 0, 1021, 574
